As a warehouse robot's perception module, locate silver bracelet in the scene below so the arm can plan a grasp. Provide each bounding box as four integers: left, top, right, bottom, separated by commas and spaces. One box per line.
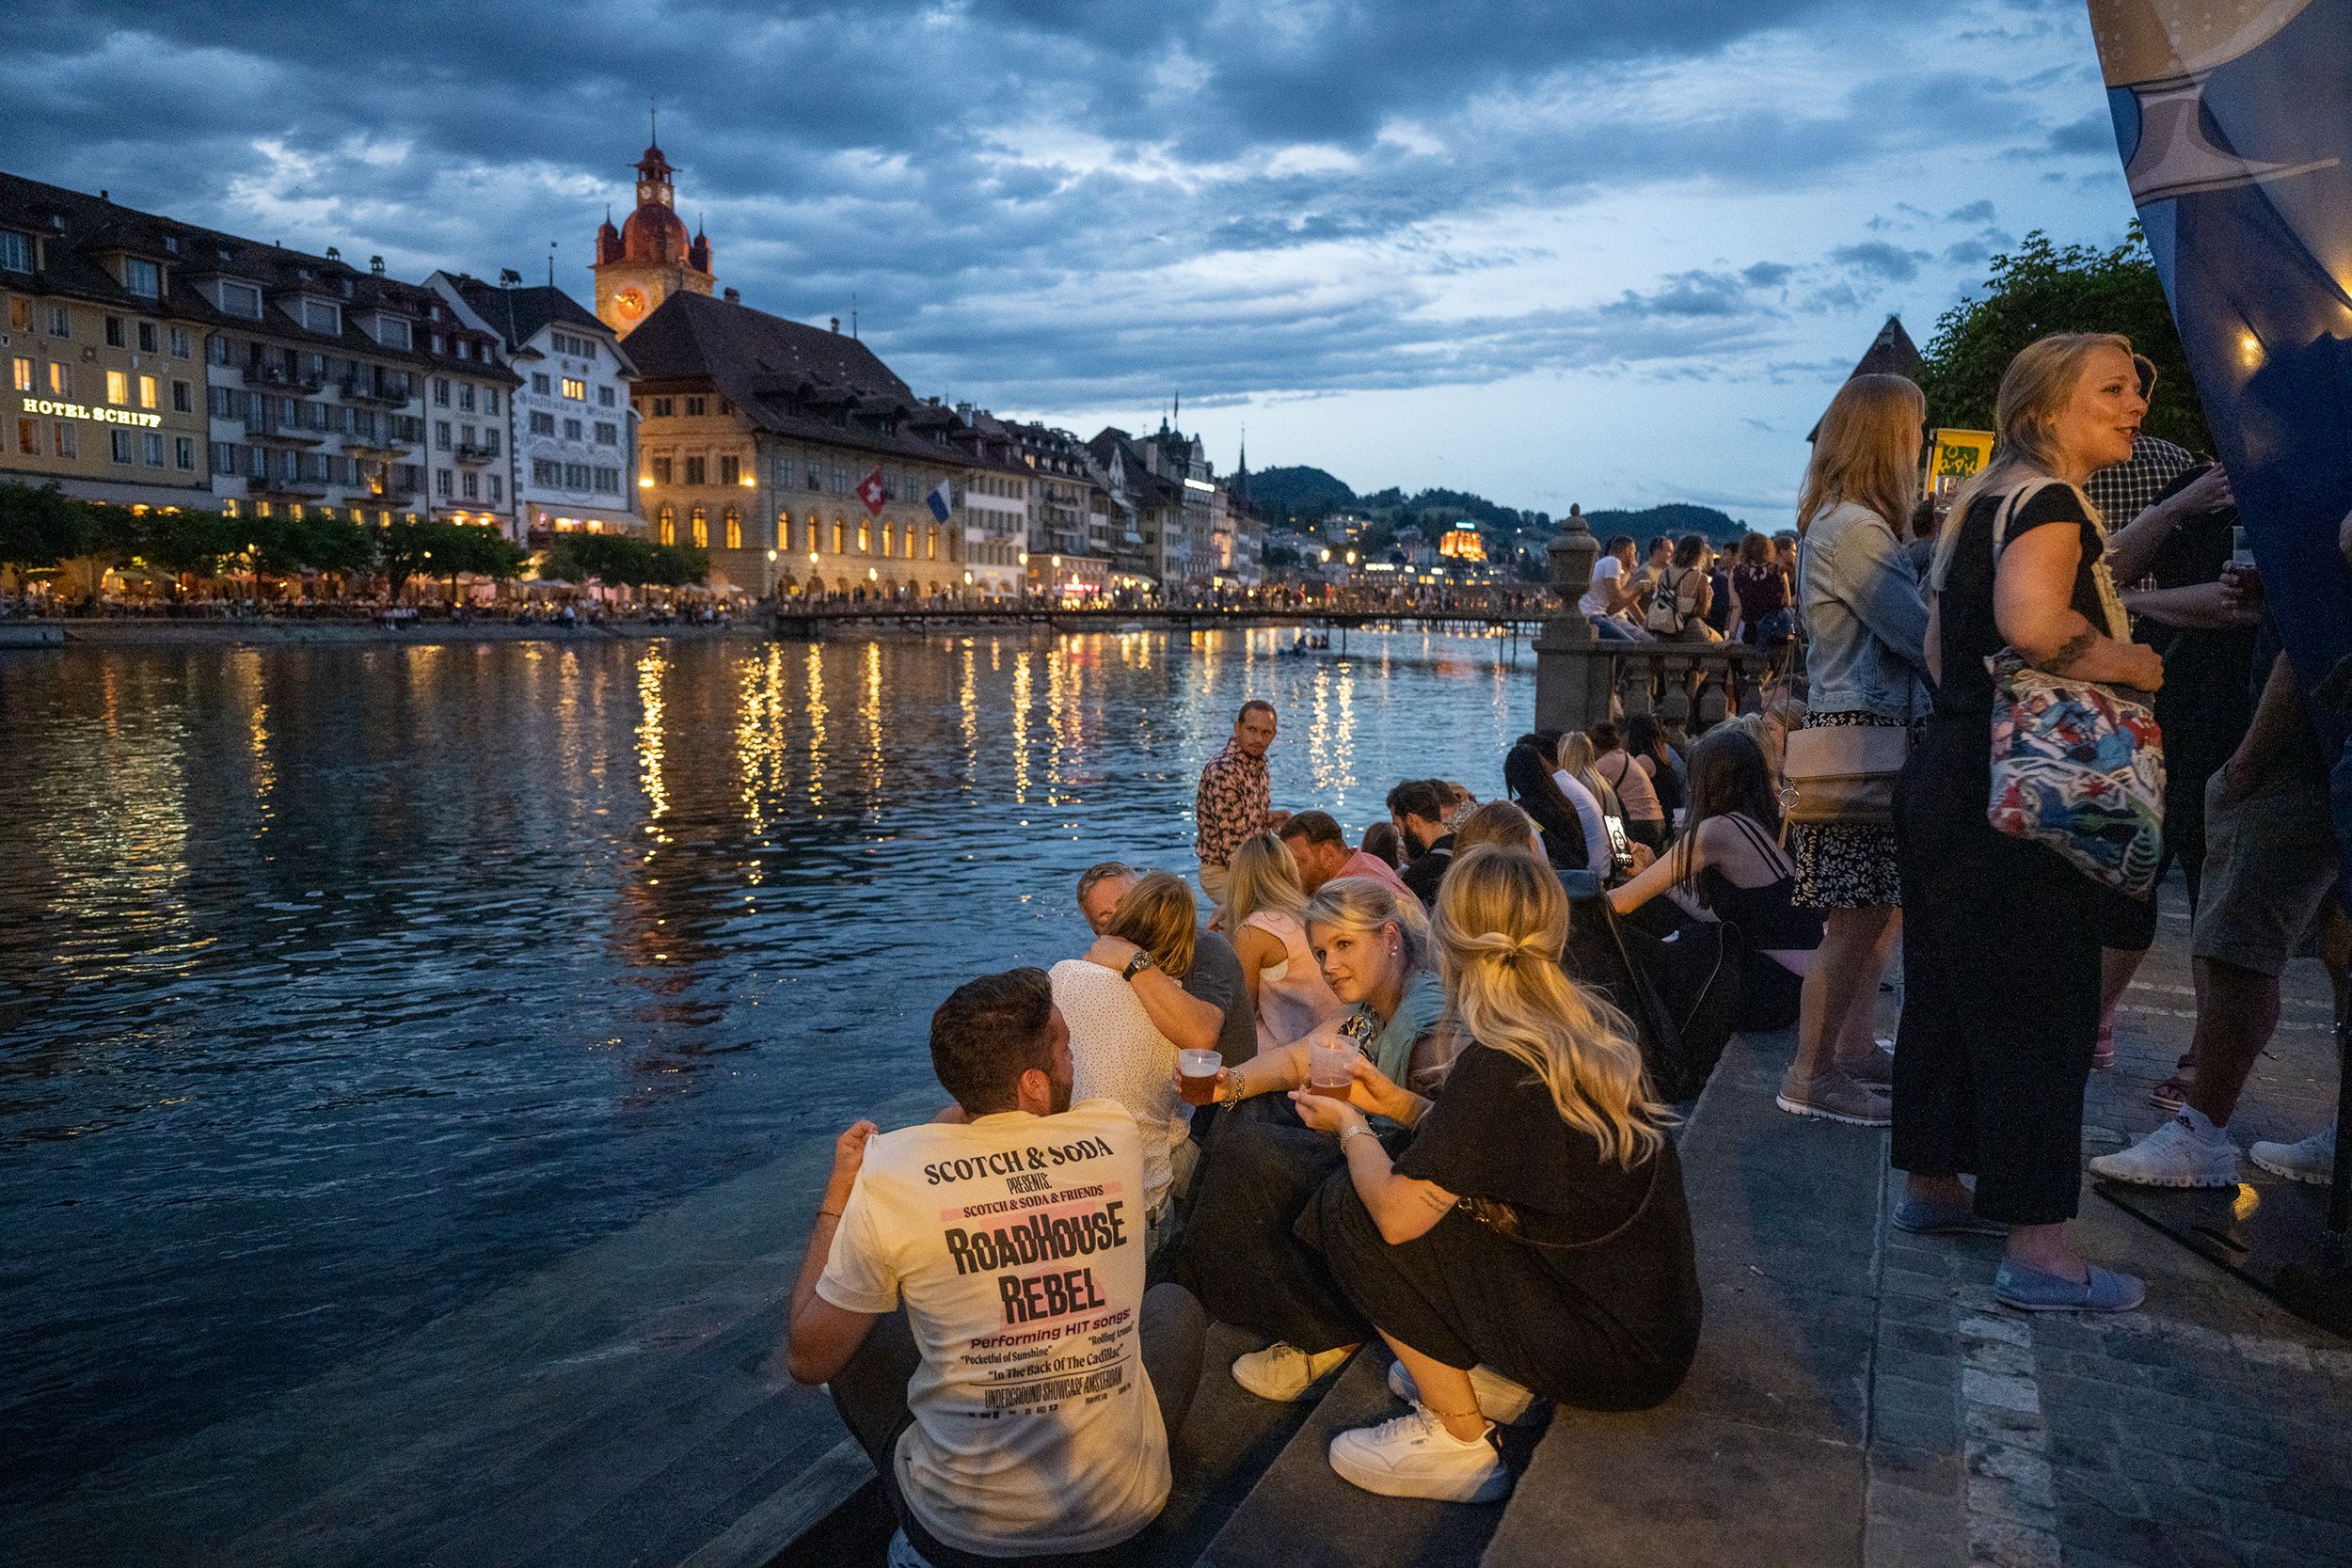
1339, 1123, 1377, 1148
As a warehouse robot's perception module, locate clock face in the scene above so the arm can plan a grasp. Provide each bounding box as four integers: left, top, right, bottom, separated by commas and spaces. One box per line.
616, 288, 645, 320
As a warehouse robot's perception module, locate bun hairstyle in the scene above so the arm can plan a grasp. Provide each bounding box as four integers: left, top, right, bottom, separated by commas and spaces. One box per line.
1430, 845, 1666, 1166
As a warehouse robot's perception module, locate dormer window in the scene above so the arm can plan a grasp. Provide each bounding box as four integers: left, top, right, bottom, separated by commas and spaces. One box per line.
295, 297, 341, 335
370, 313, 412, 350
214, 278, 262, 319
0, 230, 30, 273
164, 235, 180, 256
122, 257, 161, 297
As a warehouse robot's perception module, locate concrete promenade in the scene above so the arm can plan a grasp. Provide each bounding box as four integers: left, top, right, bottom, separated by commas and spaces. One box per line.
8, 887, 2345, 1568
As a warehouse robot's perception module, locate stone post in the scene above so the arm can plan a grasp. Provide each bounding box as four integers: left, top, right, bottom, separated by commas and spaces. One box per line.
1534, 504, 1614, 733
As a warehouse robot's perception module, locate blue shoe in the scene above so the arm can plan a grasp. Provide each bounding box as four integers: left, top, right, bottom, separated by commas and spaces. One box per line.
1892, 1196, 2007, 1237
1993, 1260, 2145, 1314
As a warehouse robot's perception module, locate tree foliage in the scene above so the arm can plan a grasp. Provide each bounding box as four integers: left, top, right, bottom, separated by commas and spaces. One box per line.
1915, 228, 2208, 452
539, 531, 708, 589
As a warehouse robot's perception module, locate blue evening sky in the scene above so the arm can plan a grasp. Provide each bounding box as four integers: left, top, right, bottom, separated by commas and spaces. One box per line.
1, 0, 2134, 526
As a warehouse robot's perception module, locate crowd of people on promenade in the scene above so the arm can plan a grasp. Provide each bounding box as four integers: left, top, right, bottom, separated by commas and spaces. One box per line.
783, 329, 2344, 1566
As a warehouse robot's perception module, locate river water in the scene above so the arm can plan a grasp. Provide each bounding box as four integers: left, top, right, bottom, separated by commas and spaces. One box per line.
0, 626, 1531, 1513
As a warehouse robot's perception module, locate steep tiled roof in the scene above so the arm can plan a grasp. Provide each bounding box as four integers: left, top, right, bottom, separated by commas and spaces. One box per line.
443, 277, 610, 353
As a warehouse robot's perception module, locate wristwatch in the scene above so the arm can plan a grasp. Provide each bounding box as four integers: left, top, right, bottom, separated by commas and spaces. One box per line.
1121, 949, 1156, 981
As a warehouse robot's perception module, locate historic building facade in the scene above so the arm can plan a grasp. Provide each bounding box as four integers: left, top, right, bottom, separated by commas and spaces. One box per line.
592, 144, 713, 340
432, 273, 638, 541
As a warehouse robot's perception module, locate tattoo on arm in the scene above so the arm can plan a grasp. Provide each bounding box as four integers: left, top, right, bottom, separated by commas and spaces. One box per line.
1412, 1184, 1455, 1213
2044, 626, 2097, 673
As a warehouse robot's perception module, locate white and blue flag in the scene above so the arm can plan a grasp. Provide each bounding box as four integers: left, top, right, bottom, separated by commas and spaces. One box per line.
927, 480, 954, 523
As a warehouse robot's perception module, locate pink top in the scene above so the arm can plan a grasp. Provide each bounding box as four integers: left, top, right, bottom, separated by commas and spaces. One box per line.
1336, 849, 1412, 897
1242, 908, 1345, 1052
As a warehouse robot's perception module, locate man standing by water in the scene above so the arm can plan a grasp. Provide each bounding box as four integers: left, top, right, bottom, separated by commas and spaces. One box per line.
1195, 701, 1279, 904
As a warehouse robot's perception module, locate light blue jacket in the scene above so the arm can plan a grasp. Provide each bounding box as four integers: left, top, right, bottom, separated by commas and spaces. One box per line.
1797, 500, 1931, 721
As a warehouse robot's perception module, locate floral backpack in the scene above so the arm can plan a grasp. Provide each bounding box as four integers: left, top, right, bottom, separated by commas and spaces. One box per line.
1983, 481, 2166, 895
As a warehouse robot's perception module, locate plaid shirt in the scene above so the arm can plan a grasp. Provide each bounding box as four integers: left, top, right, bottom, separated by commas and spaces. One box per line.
1193, 743, 1271, 865
2084, 434, 2197, 528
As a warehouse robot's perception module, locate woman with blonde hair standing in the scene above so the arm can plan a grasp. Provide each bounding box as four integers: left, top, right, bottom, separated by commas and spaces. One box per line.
1896, 333, 2165, 1312
1779, 372, 1933, 1129
1292, 847, 1701, 1501
1222, 832, 1346, 1053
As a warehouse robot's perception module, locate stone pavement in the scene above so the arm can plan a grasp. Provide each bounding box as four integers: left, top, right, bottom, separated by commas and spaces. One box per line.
1859, 894, 2352, 1568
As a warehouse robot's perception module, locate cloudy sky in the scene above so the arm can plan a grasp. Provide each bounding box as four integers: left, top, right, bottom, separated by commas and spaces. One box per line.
5, 0, 2136, 525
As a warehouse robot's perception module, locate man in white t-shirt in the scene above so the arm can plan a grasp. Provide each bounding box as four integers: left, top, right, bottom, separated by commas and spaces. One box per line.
787, 968, 1206, 1567
1579, 533, 1651, 641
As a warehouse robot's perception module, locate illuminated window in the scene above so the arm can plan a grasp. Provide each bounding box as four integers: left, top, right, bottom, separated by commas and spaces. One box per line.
138, 374, 158, 409
562, 377, 586, 401
658, 504, 675, 546
858, 520, 870, 553
9, 356, 26, 392
723, 506, 741, 549
833, 517, 845, 554
289, 502, 305, 520
255, 501, 271, 518
691, 506, 707, 547
223, 498, 240, 518
107, 369, 130, 404
48, 362, 67, 396
882, 522, 893, 557
927, 526, 938, 560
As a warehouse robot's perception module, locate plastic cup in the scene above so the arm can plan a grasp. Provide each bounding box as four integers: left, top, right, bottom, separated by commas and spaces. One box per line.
1177, 1049, 1223, 1106
1308, 1040, 1357, 1099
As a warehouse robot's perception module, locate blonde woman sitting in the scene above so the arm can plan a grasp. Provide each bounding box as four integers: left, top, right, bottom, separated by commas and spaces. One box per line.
1293, 847, 1701, 1502
1221, 833, 1347, 1054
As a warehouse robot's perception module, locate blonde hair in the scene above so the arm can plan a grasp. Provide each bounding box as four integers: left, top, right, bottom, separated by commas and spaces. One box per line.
1452, 799, 1538, 856
1221, 832, 1308, 933
1555, 732, 1615, 814
1798, 374, 1926, 538
1301, 874, 1431, 976
1928, 332, 2134, 594
1432, 846, 1666, 1166
1107, 870, 1198, 979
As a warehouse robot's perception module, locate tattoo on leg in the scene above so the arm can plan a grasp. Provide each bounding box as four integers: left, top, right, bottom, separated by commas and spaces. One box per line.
2044, 627, 2097, 673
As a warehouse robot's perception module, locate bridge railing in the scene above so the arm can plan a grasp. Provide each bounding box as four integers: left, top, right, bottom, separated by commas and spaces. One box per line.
1534, 629, 1785, 733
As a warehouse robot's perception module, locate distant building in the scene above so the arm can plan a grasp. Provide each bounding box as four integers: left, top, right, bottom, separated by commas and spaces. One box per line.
1438, 525, 1486, 562
432, 273, 639, 542
593, 143, 714, 340
1807, 314, 1923, 442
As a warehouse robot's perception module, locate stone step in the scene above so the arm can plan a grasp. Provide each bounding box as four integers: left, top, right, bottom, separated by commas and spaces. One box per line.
1477, 1029, 1888, 1568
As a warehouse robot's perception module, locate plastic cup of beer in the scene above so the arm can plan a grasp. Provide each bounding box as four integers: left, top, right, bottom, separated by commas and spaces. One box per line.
1308, 1040, 1356, 1098
1177, 1049, 1223, 1106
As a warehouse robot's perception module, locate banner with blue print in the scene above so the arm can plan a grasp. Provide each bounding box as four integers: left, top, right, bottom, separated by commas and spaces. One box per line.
928, 480, 955, 525
2089, 0, 2352, 871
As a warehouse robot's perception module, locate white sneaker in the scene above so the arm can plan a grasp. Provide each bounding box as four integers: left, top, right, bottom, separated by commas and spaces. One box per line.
1231, 1340, 1357, 1402
1386, 1358, 1540, 1426
2250, 1120, 2338, 1185
2088, 1116, 2240, 1188
1327, 1404, 1509, 1502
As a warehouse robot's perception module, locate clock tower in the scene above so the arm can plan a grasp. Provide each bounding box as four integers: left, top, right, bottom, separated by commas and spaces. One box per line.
593, 139, 715, 337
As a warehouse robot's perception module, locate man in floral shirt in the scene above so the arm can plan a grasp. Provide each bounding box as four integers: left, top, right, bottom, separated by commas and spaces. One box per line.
1194, 701, 1279, 903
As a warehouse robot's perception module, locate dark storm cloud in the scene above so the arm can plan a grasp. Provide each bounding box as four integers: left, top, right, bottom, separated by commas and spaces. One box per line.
0, 0, 2104, 409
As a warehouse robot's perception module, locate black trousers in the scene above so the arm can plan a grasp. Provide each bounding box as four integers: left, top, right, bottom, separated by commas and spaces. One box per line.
827, 1284, 1206, 1567
1891, 714, 2102, 1225
1174, 1099, 1373, 1353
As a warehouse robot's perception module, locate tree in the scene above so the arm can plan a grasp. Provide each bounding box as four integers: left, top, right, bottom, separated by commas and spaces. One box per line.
0, 483, 89, 584
1915, 227, 2209, 452
540, 531, 707, 591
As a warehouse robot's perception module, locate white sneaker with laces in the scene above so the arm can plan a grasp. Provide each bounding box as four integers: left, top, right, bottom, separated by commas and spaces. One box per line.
2088, 1116, 2240, 1189
1230, 1340, 1356, 1402
2250, 1120, 2338, 1185
1385, 1358, 1539, 1426
1327, 1405, 1509, 1502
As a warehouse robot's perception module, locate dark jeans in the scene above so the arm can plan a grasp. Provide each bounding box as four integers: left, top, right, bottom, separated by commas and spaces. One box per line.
1891, 714, 2101, 1224
828, 1284, 1206, 1568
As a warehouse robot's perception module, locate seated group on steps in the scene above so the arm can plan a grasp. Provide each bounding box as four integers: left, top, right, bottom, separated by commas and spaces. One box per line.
785, 830, 1705, 1566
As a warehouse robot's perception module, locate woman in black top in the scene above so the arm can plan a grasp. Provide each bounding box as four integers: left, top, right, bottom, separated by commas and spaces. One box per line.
1897, 332, 2166, 1315
1291, 847, 1699, 1503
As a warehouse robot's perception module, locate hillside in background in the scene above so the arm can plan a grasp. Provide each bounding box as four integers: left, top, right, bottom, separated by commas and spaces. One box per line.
1246, 466, 1357, 515
1582, 502, 1749, 544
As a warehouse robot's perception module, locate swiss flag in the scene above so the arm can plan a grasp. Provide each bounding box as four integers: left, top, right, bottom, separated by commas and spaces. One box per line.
856, 467, 887, 516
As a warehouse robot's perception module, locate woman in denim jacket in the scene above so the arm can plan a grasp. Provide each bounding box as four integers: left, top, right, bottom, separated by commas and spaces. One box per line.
1777, 374, 1932, 1128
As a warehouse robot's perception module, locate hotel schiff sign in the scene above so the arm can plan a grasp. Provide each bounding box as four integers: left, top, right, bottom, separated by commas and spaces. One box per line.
17, 396, 165, 429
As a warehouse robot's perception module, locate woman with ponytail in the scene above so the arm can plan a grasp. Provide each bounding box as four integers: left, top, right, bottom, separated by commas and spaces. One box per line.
1288, 847, 1701, 1503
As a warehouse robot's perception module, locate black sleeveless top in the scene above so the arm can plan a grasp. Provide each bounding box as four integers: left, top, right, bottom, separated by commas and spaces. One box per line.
1692, 814, 1824, 952
1935, 484, 2111, 717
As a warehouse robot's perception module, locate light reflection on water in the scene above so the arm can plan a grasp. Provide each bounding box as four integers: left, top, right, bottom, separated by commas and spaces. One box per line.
0, 626, 1530, 1510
